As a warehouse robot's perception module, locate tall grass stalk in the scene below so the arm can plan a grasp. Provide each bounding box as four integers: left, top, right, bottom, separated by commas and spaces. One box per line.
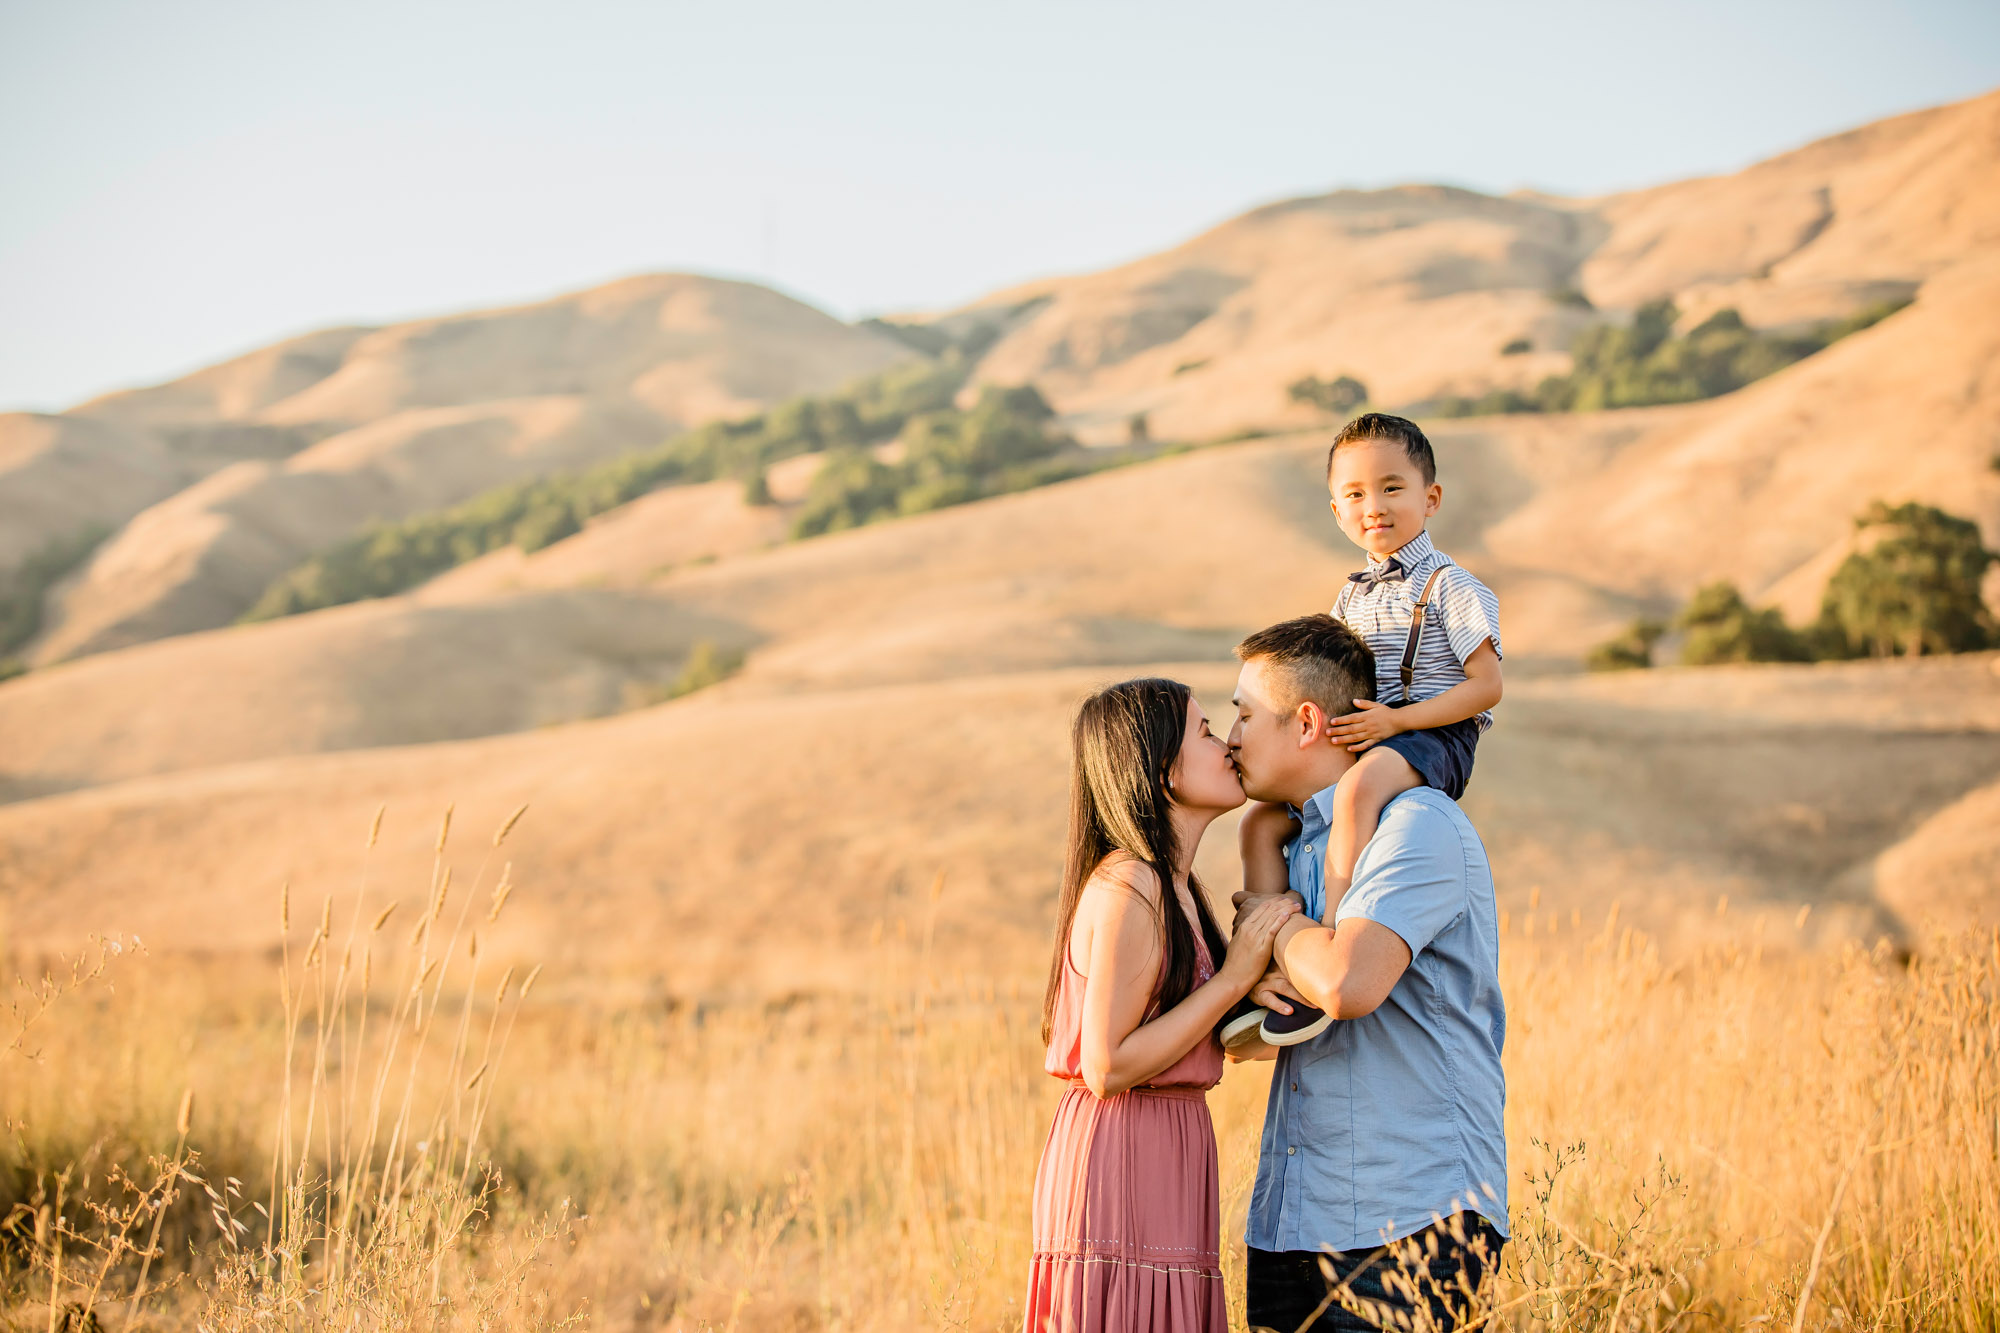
5, 836, 1998, 1329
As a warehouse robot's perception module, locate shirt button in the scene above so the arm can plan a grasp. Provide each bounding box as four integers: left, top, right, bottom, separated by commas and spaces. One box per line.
1304, 844, 1313, 853
1291, 1082, 1299, 1091
1287, 1147, 1296, 1156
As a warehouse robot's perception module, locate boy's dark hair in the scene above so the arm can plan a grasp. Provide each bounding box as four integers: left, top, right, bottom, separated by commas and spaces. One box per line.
1326, 412, 1437, 486
1235, 614, 1376, 717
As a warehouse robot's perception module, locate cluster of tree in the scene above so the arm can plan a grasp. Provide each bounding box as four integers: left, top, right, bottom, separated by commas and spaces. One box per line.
1434, 298, 1910, 419
1588, 502, 1996, 671
1287, 374, 1368, 416
790, 384, 1082, 538
0, 524, 109, 679
243, 356, 971, 622
624, 638, 748, 710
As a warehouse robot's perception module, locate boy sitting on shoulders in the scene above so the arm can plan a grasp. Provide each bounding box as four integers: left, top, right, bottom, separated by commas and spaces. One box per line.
1225, 412, 1503, 1048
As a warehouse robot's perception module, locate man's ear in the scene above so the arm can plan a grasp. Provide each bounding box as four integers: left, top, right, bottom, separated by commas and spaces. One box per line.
1294, 700, 1326, 749
1426, 482, 1443, 517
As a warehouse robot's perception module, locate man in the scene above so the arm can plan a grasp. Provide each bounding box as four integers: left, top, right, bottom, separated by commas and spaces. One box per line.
1224, 613, 1508, 1332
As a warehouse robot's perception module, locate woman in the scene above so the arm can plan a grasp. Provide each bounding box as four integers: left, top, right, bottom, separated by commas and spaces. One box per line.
1024, 677, 1298, 1333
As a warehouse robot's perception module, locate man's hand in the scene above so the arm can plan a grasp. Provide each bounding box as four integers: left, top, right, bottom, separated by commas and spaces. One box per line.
1249, 968, 1306, 1016
1326, 697, 1404, 753
1230, 889, 1305, 929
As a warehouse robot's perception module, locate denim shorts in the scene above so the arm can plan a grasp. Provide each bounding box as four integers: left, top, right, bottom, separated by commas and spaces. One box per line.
1379, 709, 1480, 800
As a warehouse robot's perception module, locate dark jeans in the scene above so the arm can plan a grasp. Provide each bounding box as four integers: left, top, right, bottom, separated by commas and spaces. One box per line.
1247, 1213, 1505, 1333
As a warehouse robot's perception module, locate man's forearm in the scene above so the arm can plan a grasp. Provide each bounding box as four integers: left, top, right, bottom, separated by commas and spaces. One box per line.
1274, 914, 1409, 1019
1274, 916, 1347, 1014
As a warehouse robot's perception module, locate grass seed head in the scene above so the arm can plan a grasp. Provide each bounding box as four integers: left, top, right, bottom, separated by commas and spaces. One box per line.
436, 804, 454, 853
493, 804, 528, 847
368, 804, 384, 849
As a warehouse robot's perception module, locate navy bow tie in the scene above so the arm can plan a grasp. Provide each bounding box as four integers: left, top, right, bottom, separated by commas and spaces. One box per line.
1348, 557, 1405, 590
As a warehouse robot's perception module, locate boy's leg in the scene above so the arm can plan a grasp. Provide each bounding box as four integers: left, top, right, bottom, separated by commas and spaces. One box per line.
1324, 749, 1421, 914
1235, 800, 1296, 908
1223, 801, 1301, 1051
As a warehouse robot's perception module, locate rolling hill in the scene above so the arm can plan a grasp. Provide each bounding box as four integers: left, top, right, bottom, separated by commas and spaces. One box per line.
1, 90, 1996, 988
9, 275, 912, 664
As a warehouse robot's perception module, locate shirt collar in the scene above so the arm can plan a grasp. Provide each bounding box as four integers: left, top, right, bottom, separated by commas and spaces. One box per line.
1297, 782, 1340, 835
1367, 528, 1435, 569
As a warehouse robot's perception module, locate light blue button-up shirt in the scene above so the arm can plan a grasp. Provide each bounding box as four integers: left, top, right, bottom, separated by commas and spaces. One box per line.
1245, 784, 1509, 1254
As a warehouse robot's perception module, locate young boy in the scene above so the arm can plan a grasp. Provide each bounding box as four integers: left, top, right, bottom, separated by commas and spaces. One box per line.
1225, 412, 1503, 1048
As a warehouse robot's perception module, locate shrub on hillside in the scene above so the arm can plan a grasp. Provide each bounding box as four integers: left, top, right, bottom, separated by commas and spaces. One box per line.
244, 357, 972, 621
1585, 618, 1665, 672
792, 385, 1071, 539
1676, 582, 1811, 666
1431, 298, 1910, 419
1288, 374, 1368, 416
1814, 501, 1997, 657
1584, 500, 1995, 671
0, 524, 108, 668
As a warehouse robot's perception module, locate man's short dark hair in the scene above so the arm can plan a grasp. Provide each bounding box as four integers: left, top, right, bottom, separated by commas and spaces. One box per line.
1235, 614, 1376, 717
1326, 412, 1437, 486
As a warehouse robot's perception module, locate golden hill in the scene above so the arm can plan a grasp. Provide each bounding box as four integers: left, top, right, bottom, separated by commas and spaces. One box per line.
1, 426, 1995, 987
1, 91, 1996, 986
15, 275, 911, 663
0, 649, 1993, 996
948, 89, 1999, 445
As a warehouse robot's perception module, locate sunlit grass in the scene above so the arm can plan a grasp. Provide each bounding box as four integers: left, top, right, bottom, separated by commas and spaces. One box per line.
4, 813, 1996, 1329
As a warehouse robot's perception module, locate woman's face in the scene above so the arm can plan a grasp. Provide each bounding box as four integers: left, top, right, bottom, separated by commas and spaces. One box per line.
1170, 696, 1246, 813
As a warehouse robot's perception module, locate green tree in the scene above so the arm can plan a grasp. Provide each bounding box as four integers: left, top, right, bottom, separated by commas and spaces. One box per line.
668, 639, 745, 697
791, 449, 903, 538
0, 524, 109, 661
1815, 502, 1997, 657
1586, 618, 1665, 672
1677, 582, 1809, 665
1435, 297, 1908, 419
1287, 374, 1368, 416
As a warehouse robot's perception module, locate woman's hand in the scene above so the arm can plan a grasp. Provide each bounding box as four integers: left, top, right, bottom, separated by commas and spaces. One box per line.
1220, 895, 1300, 989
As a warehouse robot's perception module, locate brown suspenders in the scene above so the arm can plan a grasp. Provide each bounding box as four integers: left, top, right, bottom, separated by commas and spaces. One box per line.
1336, 566, 1446, 702
1400, 568, 1445, 698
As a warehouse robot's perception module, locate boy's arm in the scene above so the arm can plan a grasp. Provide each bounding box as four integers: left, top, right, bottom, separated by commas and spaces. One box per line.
1327, 639, 1501, 751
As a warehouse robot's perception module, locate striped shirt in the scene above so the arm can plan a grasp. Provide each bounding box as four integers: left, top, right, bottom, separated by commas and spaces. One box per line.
1332, 530, 1503, 731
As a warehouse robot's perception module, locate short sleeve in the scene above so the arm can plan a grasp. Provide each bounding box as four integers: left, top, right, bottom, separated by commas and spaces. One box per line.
1433, 564, 1502, 664
1333, 796, 1467, 956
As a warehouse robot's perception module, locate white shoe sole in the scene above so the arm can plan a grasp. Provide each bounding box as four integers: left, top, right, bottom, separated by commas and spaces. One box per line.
1220, 1008, 1269, 1050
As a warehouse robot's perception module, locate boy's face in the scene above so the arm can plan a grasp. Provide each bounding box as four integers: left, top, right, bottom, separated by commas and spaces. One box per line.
1328, 439, 1442, 559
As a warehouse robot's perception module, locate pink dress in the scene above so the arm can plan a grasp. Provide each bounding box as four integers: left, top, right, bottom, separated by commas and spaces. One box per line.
1023, 908, 1227, 1333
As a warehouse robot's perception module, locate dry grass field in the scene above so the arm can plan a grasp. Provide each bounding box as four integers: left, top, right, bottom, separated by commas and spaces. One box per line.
6, 820, 1998, 1330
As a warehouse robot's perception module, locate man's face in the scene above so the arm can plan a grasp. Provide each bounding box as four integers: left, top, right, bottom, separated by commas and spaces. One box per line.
1228, 658, 1308, 804
1328, 439, 1442, 559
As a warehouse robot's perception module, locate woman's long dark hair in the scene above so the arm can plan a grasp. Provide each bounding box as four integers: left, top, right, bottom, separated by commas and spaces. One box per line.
1041, 677, 1228, 1045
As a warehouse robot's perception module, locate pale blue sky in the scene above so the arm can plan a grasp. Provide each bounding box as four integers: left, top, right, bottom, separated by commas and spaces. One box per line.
3, 0, 1996, 411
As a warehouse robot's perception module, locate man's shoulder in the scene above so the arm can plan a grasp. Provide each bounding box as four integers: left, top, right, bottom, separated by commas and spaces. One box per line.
1375, 790, 1485, 863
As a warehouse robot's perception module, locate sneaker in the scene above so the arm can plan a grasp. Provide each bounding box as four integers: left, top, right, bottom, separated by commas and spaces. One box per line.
1220, 997, 1269, 1051
1259, 1002, 1332, 1046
